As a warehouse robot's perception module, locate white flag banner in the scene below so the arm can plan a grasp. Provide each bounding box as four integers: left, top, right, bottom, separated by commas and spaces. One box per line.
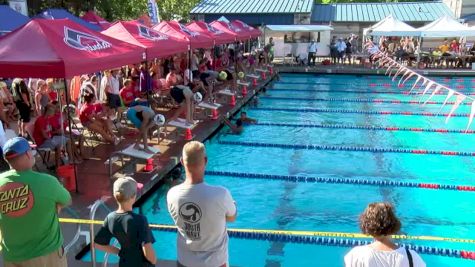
445, 94, 466, 124
408, 76, 423, 93
423, 85, 443, 105
466, 101, 475, 132
400, 71, 416, 86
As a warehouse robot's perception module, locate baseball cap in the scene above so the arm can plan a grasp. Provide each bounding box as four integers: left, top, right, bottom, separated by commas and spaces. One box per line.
113, 177, 137, 200
3, 137, 30, 159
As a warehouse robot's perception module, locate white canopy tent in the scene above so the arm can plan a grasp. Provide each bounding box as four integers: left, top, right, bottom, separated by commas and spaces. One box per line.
416, 15, 475, 37
364, 15, 417, 36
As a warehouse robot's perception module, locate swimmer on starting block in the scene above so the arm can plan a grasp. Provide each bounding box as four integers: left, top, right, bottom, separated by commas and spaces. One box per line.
126, 105, 165, 153
167, 85, 203, 125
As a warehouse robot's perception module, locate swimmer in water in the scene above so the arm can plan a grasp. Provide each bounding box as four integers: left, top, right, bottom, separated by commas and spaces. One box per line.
239, 111, 257, 124
223, 117, 243, 134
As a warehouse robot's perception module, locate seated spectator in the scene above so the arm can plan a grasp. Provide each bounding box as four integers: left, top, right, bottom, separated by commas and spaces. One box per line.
79, 93, 119, 145
344, 202, 426, 267
120, 79, 147, 107
33, 103, 78, 166
95, 177, 157, 266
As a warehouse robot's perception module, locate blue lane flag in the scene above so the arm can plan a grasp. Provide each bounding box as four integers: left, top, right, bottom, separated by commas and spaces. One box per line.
148, 0, 160, 25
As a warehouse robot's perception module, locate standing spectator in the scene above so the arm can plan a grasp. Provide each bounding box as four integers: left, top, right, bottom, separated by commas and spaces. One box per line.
11, 79, 32, 138
167, 141, 237, 267
345, 38, 353, 64
350, 34, 358, 54
307, 40, 317, 66
330, 36, 337, 64
0, 81, 15, 121
95, 177, 157, 266
0, 137, 71, 267
99, 70, 111, 102
344, 202, 426, 267
34, 79, 50, 115
336, 38, 347, 64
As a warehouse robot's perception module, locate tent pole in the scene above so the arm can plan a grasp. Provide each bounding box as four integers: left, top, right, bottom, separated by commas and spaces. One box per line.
63, 79, 78, 193
416, 37, 422, 68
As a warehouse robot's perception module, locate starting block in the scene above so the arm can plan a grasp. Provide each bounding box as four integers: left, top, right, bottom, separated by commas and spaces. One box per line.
168, 118, 198, 129
237, 80, 250, 87
198, 102, 221, 110
106, 144, 160, 178
218, 89, 235, 96
246, 74, 259, 79
255, 68, 269, 73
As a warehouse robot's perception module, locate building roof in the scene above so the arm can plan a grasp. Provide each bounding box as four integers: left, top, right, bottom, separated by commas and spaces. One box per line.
312, 1, 453, 23
191, 0, 313, 14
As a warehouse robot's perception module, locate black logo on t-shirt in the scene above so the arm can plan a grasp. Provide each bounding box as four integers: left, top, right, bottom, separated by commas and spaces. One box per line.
179, 202, 201, 240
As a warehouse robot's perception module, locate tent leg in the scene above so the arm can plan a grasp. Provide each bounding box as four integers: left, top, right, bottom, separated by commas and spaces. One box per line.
63, 79, 78, 193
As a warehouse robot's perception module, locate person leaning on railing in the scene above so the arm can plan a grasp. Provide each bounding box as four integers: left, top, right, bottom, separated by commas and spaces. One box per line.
344, 202, 426, 267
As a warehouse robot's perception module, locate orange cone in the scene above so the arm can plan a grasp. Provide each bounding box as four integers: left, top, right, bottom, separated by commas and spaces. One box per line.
230, 95, 236, 106
253, 78, 257, 86
268, 66, 273, 74
261, 72, 266, 79
211, 109, 219, 120
144, 158, 154, 172
184, 128, 193, 141
242, 86, 248, 96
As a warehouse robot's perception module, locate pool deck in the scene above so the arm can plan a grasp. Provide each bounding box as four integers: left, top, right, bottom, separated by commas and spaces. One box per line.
46, 63, 474, 266
57, 73, 272, 266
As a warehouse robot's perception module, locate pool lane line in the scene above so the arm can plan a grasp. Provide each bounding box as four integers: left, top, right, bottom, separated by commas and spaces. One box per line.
260, 96, 473, 106
58, 218, 475, 245
270, 88, 475, 95
276, 81, 474, 90
252, 122, 475, 134
252, 107, 471, 117
217, 140, 475, 157
205, 170, 475, 192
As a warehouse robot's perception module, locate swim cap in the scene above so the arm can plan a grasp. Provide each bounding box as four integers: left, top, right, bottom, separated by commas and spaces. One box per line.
219, 71, 227, 80
238, 72, 245, 79
154, 114, 165, 126
193, 92, 203, 103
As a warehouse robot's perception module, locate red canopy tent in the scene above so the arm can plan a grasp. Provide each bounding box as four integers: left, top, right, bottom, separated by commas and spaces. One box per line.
186, 21, 235, 45
0, 18, 144, 78
210, 20, 249, 41
102, 20, 188, 59
153, 20, 214, 49
81, 11, 111, 30
232, 20, 261, 38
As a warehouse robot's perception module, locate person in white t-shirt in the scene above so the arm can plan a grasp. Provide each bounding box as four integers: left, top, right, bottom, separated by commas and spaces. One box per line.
167, 141, 237, 267
344, 202, 426, 267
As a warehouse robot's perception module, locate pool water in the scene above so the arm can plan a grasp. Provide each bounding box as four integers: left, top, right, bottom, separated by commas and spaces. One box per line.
96, 74, 475, 266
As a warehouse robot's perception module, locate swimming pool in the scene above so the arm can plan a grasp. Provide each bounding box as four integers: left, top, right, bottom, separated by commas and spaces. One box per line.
97, 74, 475, 266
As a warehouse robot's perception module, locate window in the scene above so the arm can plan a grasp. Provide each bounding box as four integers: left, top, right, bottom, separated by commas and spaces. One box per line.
283, 32, 320, 43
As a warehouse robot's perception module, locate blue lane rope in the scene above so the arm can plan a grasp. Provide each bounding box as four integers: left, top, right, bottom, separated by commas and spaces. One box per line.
217, 140, 475, 157
260, 96, 470, 106
152, 225, 469, 260
252, 107, 469, 117
269, 89, 475, 96
204, 170, 475, 192
252, 122, 474, 134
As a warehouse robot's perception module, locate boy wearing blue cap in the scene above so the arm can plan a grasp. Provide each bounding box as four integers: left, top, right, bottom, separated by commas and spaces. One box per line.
0, 137, 71, 267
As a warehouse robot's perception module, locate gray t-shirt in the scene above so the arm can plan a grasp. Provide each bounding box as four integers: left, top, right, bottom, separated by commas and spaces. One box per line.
167, 182, 236, 267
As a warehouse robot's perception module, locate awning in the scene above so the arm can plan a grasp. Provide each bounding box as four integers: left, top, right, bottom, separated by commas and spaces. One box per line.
365, 15, 417, 36
266, 25, 333, 32
416, 15, 475, 37
153, 20, 214, 49
187, 21, 236, 45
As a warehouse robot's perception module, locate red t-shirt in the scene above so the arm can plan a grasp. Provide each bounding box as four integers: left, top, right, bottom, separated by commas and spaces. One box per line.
49, 90, 58, 102
79, 103, 102, 124
50, 113, 67, 131
214, 58, 223, 71
120, 86, 136, 105
33, 115, 52, 146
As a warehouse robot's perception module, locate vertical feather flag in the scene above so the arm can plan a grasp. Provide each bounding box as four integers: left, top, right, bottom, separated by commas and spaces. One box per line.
445, 94, 466, 123
466, 101, 475, 132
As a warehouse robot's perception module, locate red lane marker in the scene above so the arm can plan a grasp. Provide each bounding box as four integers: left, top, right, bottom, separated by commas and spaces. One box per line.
383, 83, 391, 87
410, 128, 423, 132
391, 100, 401, 104
435, 129, 449, 133
422, 112, 435, 116
457, 186, 475, 191
409, 100, 418, 104
412, 150, 428, 154
374, 99, 384, 103
386, 127, 399, 131
398, 84, 404, 88
456, 85, 465, 89
419, 183, 440, 189
402, 112, 413, 115
369, 83, 376, 87
456, 79, 464, 82
380, 111, 391, 114
442, 151, 457, 155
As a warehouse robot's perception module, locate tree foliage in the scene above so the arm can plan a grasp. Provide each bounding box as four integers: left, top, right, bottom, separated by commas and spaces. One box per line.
23, 0, 199, 22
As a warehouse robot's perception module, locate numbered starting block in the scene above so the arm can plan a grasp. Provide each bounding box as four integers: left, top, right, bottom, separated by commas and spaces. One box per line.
255, 68, 269, 79
218, 89, 236, 106
197, 102, 222, 120
168, 118, 198, 141
237, 80, 250, 96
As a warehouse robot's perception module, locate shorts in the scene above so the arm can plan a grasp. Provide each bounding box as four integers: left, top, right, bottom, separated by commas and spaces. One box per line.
15, 101, 31, 123
5, 247, 67, 267
199, 73, 211, 87
126, 108, 142, 128
224, 70, 233, 81
106, 93, 121, 109
39, 135, 69, 149
170, 86, 192, 104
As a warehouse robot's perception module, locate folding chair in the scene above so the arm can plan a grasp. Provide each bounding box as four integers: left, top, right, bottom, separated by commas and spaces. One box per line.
24, 119, 53, 168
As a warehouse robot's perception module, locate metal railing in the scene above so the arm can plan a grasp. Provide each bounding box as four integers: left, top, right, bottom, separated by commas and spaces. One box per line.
61, 207, 82, 255
88, 196, 111, 267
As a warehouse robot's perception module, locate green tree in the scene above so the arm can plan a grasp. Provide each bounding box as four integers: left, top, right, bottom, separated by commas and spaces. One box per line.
156, 0, 201, 21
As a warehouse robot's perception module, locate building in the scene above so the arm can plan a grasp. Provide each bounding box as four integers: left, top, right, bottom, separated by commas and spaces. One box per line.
312, 1, 454, 39
190, 0, 314, 26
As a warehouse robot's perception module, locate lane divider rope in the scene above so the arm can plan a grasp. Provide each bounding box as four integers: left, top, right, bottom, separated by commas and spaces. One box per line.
270, 88, 475, 96
261, 96, 472, 106
204, 170, 475, 192
252, 107, 470, 117
57, 218, 475, 260
275, 81, 473, 90
217, 140, 475, 157
253, 122, 475, 134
